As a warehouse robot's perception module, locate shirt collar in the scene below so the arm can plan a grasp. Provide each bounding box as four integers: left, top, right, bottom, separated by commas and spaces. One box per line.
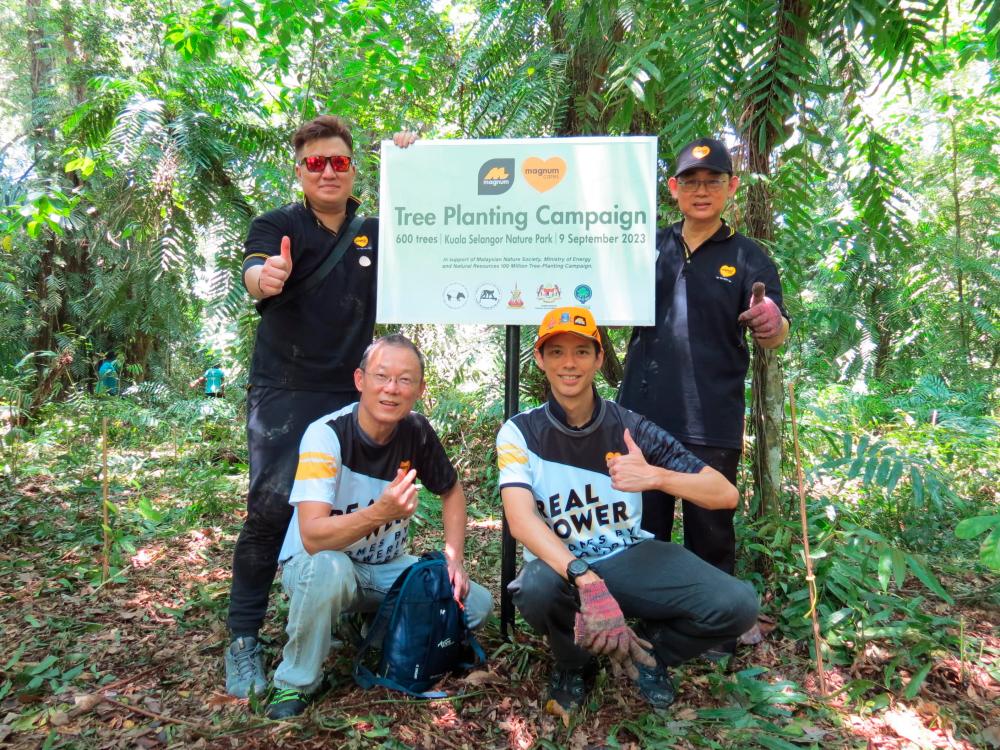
303, 195, 362, 232
546, 386, 602, 431
673, 218, 734, 244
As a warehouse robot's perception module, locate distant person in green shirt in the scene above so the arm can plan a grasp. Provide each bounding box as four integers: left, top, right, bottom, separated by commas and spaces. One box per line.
192, 364, 225, 398
96, 352, 120, 396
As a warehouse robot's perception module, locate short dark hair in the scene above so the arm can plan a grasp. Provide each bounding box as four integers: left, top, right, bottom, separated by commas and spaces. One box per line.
359, 334, 426, 380
292, 115, 354, 158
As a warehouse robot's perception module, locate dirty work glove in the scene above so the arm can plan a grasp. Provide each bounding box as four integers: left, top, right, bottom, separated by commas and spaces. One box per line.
737, 281, 783, 340
574, 579, 656, 679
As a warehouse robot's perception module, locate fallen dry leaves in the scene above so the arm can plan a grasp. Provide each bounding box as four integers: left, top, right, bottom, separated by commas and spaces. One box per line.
1, 473, 997, 749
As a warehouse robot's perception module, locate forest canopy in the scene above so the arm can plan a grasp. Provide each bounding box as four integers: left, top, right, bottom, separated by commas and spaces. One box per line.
0, 1, 997, 748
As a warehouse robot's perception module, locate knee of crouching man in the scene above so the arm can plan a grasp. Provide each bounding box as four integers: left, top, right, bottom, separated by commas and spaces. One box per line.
307, 550, 358, 601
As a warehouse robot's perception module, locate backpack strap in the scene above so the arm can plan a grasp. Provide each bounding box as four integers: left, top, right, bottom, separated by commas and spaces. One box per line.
256, 213, 365, 315
352, 663, 448, 699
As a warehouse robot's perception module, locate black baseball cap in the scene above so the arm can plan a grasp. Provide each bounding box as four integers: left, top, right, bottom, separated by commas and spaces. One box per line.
673, 138, 733, 176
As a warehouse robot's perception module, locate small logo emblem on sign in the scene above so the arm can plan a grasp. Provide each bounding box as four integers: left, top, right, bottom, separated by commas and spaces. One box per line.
507, 285, 524, 308
537, 283, 561, 305
574, 284, 593, 304
476, 283, 501, 309
443, 283, 468, 308
478, 159, 515, 195
522, 157, 567, 193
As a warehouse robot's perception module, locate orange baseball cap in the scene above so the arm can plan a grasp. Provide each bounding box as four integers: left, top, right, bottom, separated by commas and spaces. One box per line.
534, 306, 602, 352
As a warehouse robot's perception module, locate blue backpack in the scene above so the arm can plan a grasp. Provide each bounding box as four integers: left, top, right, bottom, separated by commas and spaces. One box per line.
353, 551, 486, 698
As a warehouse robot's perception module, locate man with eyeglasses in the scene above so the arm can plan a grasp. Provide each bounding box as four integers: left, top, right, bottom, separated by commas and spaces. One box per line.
264, 334, 491, 719
618, 137, 789, 656
225, 115, 417, 698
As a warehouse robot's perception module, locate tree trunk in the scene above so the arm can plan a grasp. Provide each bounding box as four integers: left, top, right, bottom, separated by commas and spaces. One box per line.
737, 0, 811, 519
949, 116, 970, 367
27, 0, 60, 357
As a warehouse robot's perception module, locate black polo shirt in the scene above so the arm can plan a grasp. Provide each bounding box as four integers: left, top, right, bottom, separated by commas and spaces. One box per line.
618, 220, 787, 450
242, 198, 378, 392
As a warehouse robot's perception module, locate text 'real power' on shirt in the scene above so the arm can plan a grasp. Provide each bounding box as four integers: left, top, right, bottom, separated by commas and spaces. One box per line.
242, 197, 378, 393
278, 403, 457, 565
619, 220, 788, 450
497, 396, 705, 563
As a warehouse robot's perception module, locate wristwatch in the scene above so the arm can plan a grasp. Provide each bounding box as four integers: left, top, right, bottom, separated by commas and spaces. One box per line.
566, 558, 591, 586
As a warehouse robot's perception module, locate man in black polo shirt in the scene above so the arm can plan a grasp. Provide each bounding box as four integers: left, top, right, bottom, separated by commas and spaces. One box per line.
225, 115, 416, 697
618, 138, 788, 651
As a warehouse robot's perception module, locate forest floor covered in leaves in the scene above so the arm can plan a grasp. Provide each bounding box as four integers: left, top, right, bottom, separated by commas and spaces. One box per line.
1, 415, 998, 750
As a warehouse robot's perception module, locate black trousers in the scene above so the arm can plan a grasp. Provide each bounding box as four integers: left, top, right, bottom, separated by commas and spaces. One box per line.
227, 386, 356, 638
639, 443, 741, 576
510, 541, 758, 669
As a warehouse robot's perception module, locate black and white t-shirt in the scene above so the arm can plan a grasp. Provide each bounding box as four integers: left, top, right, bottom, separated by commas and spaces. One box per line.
497, 396, 706, 562
279, 404, 457, 564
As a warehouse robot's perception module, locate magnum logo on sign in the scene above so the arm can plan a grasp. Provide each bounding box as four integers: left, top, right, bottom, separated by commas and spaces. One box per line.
522, 157, 567, 192
478, 159, 515, 195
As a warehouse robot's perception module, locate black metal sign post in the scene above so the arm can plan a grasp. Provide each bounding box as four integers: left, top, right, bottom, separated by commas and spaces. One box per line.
499, 324, 520, 640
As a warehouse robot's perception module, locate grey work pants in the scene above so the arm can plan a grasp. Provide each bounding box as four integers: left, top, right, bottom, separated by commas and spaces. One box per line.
510, 540, 758, 669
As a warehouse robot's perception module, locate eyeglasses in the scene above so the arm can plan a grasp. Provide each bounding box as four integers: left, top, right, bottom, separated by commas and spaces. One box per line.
299, 155, 353, 173
676, 176, 729, 193
363, 370, 418, 390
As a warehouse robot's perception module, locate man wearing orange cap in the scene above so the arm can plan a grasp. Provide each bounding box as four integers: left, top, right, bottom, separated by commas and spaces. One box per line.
498, 306, 758, 712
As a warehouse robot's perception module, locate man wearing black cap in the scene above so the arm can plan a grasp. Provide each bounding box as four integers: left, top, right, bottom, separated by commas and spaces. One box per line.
618, 138, 788, 652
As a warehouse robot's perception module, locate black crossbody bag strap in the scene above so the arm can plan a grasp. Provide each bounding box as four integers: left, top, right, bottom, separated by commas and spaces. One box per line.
257, 214, 366, 315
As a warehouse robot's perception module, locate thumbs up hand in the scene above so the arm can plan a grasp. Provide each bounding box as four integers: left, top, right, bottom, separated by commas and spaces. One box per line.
607, 429, 656, 492
258, 235, 293, 297
737, 281, 782, 340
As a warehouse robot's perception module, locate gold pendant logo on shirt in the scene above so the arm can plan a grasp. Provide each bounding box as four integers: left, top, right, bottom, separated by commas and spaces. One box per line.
399, 460, 412, 473
354, 235, 370, 248
719, 264, 736, 278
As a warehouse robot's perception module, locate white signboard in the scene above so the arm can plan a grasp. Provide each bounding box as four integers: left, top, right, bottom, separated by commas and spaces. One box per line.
377, 137, 656, 325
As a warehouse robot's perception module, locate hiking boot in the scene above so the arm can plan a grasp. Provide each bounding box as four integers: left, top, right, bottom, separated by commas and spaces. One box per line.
704, 639, 737, 664
547, 660, 597, 712
265, 687, 308, 720
634, 659, 675, 709
225, 635, 267, 698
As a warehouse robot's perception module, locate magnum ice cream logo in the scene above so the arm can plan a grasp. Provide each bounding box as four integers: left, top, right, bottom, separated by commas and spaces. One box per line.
692, 145, 711, 159
522, 157, 566, 193
478, 159, 515, 195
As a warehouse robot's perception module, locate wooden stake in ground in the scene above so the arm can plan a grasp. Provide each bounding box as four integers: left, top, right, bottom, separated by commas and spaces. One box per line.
788, 382, 827, 696
101, 416, 110, 583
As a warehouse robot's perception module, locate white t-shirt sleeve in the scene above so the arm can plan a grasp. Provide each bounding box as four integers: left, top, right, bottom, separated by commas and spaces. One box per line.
496, 420, 532, 490
288, 421, 341, 507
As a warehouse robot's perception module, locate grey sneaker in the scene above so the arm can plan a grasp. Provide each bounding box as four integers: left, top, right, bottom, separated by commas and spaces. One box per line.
225, 636, 267, 698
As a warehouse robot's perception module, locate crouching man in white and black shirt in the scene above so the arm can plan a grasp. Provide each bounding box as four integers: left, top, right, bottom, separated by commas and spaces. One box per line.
498, 307, 758, 713
267, 334, 492, 719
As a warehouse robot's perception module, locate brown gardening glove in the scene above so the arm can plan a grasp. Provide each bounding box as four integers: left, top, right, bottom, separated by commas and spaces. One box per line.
574, 578, 656, 679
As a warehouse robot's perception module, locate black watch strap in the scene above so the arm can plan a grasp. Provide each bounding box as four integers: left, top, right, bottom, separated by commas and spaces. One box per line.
566, 558, 591, 586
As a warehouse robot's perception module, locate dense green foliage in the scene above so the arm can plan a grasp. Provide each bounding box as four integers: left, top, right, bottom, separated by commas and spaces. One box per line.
0, 0, 997, 747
